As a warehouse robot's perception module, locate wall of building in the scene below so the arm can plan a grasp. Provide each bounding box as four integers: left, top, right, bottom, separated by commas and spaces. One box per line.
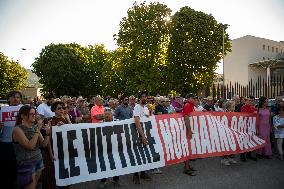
224, 35, 284, 86
21, 87, 42, 98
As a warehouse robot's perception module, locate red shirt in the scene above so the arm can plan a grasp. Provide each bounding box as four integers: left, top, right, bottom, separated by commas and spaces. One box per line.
91, 105, 105, 123
183, 101, 195, 116
241, 105, 256, 113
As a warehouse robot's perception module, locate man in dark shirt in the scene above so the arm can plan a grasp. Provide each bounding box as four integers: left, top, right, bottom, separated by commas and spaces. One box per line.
155, 97, 168, 115
203, 96, 215, 111
233, 95, 243, 112
114, 95, 133, 120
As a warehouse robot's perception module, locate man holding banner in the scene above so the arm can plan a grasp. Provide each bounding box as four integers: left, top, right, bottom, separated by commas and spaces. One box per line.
240, 96, 258, 162
182, 93, 197, 176
132, 91, 153, 184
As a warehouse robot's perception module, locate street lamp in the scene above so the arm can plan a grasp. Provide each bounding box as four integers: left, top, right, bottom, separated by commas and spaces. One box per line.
222, 25, 225, 98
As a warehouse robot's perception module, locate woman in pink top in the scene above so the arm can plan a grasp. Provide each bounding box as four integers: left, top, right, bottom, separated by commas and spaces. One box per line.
256, 96, 272, 158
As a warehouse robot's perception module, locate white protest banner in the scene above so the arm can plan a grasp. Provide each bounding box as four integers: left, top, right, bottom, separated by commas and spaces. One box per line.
52, 112, 265, 186
52, 116, 164, 186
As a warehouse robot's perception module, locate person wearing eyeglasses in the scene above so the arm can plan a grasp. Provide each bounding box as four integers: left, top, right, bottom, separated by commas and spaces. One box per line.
13, 105, 50, 189
67, 99, 82, 124
114, 95, 133, 121
76, 97, 90, 123
41, 101, 70, 189
155, 97, 168, 115
165, 97, 175, 114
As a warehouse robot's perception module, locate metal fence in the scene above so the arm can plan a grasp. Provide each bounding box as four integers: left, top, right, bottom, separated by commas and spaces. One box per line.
205, 75, 284, 99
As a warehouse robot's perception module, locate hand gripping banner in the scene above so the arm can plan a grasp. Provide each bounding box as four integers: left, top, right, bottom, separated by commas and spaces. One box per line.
52, 112, 265, 186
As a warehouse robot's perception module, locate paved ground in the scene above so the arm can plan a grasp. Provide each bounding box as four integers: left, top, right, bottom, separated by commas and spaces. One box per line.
71, 155, 284, 189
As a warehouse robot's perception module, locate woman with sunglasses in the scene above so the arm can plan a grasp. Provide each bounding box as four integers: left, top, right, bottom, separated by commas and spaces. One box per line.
42, 101, 70, 189
13, 105, 50, 189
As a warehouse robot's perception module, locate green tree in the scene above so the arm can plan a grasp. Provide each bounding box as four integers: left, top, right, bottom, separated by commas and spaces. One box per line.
32, 43, 110, 97
101, 48, 126, 96
0, 52, 28, 98
166, 6, 231, 94
85, 44, 111, 96
115, 1, 172, 95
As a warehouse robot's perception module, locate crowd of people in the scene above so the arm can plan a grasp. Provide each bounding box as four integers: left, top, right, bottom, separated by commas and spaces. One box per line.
0, 90, 283, 189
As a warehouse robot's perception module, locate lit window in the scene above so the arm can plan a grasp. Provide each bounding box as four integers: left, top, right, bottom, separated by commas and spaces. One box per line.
262, 44, 265, 50
272, 47, 274, 52
276, 48, 278, 53
268, 46, 270, 51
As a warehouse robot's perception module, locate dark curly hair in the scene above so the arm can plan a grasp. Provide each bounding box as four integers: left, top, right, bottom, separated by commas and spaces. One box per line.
51, 101, 65, 112
258, 96, 267, 110
15, 105, 35, 126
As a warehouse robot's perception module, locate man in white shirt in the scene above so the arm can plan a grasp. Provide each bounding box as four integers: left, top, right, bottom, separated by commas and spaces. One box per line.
194, 96, 205, 112
132, 91, 152, 184
37, 93, 55, 118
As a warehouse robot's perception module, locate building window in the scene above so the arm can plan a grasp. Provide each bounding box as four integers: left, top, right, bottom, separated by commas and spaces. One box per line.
276, 48, 278, 53
268, 46, 270, 51
263, 57, 265, 60
263, 44, 265, 50
272, 47, 274, 52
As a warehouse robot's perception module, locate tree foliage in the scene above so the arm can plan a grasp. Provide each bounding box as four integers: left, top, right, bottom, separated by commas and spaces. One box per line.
114, 1, 172, 95
31, 3, 232, 97
166, 6, 231, 94
32, 43, 110, 97
0, 52, 28, 98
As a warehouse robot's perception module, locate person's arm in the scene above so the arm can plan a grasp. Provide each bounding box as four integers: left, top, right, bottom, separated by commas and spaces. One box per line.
95, 114, 104, 120
13, 126, 41, 150
273, 116, 284, 128
134, 116, 147, 145
184, 115, 192, 139
92, 107, 104, 120
36, 104, 44, 117
39, 123, 51, 147
114, 107, 120, 119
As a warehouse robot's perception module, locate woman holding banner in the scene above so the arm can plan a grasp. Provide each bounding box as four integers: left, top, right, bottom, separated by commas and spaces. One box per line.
42, 101, 70, 189
13, 105, 50, 189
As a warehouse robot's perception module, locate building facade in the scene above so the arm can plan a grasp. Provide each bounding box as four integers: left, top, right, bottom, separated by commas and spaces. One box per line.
224, 35, 284, 86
